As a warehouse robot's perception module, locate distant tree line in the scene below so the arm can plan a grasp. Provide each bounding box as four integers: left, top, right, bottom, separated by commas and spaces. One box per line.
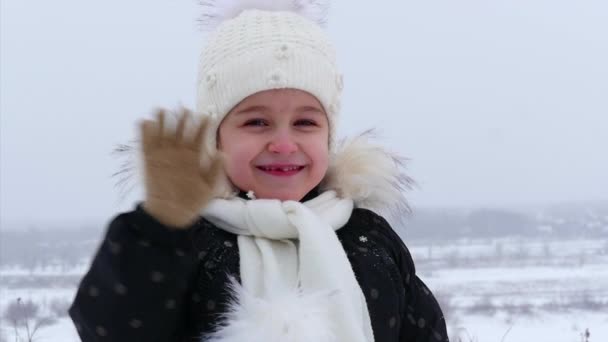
0, 226, 104, 270
402, 207, 608, 240
1, 205, 606, 269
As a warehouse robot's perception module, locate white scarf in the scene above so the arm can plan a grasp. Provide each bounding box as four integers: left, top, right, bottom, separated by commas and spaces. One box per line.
202, 190, 375, 342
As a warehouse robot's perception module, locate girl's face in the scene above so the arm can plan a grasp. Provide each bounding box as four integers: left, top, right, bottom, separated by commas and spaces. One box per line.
218, 89, 329, 201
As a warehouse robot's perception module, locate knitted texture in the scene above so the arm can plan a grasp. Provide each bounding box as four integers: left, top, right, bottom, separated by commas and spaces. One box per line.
196, 9, 343, 154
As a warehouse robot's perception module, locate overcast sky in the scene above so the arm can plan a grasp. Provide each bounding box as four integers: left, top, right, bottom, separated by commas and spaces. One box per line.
1, 0, 607, 226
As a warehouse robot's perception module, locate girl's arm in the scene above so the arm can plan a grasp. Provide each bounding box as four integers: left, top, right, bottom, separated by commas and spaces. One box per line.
371, 212, 450, 342
69, 203, 201, 342
398, 263, 449, 342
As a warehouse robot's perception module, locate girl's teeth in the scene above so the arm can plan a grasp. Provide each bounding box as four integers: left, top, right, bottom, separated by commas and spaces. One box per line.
262, 166, 300, 171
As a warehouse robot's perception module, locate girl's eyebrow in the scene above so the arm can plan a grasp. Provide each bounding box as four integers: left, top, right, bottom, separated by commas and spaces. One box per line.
234, 105, 268, 114
297, 106, 324, 114
235, 105, 323, 115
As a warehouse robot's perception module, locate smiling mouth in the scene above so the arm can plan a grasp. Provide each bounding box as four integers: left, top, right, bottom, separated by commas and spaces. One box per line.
256, 165, 306, 176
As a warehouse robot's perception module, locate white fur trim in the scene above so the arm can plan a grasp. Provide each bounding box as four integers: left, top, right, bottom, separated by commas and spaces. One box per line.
199, 0, 330, 29
202, 278, 337, 342
321, 130, 414, 229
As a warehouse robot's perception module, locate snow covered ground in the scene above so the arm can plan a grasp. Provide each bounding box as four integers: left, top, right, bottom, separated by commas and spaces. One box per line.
411, 238, 608, 341
1, 237, 606, 341
448, 312, 606, 342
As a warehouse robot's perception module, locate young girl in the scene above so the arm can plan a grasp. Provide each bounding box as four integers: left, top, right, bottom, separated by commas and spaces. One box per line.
69, 1, 448, 341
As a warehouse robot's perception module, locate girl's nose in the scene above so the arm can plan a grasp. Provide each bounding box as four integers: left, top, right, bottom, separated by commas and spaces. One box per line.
268, 131, 298, 154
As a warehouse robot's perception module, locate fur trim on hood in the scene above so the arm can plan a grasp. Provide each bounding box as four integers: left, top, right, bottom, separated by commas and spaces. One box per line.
320, 130, 413, 228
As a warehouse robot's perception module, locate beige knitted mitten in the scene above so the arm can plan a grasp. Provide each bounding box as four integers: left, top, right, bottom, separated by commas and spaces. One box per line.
140, 108, 223, 229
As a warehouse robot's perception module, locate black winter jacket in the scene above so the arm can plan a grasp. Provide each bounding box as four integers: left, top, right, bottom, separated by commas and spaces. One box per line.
69, 197, 448, 342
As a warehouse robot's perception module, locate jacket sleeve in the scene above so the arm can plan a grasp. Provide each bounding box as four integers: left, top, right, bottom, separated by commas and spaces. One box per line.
374, 213, 450, 342
69, 203, 201, 342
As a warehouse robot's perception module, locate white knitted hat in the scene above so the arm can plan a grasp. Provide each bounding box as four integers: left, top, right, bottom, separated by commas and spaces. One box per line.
196, 0, 343, 153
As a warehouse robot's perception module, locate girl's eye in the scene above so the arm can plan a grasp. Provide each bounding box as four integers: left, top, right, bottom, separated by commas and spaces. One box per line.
244, 119, 268, 127
295, 119, 317, 126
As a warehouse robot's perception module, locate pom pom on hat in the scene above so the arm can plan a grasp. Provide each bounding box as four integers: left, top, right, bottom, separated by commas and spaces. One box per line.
199, 0, 330, 30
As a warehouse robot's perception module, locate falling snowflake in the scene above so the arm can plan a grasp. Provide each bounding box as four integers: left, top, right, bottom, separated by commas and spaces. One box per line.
246, 190, 256, 199
359, 236, 368, 243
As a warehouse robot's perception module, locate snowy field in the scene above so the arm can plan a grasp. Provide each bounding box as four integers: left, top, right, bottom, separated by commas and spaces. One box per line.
1, 237, 606, 342
410, 238, 608, 341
